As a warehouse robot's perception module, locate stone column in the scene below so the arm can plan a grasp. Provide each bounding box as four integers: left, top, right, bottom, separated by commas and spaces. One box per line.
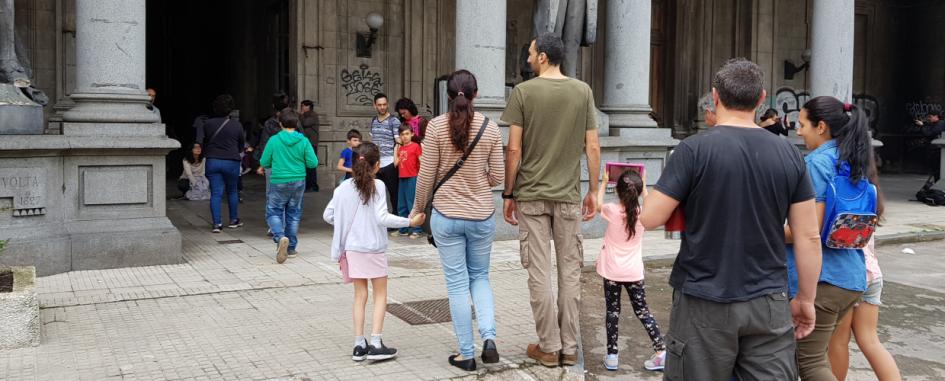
601, 0, 658, 135
455, 0, 506, 112
809, 0, 854, 102
63, 0, 157, 124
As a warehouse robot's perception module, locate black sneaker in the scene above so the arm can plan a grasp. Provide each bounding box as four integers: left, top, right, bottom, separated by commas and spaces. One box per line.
352, 345, 368, 362
481, 339, 499, 364
287, 249, 298, 258
212, 225, 223, 233
228, 219, 243, 229
366, 340, 397, 361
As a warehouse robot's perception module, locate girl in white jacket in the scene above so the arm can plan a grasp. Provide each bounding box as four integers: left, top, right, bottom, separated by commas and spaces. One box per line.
324, 142, 424, 363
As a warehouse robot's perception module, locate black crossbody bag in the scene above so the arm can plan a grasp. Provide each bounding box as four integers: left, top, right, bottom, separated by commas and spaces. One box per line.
426, 117, 490, 247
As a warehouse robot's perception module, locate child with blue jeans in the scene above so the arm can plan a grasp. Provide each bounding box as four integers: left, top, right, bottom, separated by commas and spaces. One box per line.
259, 109, 319, 264
394, 124, 423, 237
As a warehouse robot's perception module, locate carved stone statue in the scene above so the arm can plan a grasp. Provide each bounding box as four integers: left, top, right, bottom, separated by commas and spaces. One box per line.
531, 0, 598, 77
0, 0, 48, 134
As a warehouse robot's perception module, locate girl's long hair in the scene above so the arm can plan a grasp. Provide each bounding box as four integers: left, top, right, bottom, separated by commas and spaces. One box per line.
802, 96, 872, 181
351, 142, 380, 205
184, 144, 203, 164
446, 70, 478, 152
615, 169, 644, 240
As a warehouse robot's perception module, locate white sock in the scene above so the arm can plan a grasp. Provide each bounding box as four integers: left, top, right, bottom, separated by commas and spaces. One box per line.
355, 336, 366, 348
370, 334, 383, 347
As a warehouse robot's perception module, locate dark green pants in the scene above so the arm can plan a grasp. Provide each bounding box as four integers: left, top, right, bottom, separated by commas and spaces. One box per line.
663, 290, 797, 381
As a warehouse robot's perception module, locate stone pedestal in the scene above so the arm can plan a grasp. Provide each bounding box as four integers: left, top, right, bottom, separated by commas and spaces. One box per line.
0, 266, 39, 349
810, 0, 854, 101
0, 137, 182, 276
0, 84, 44, 135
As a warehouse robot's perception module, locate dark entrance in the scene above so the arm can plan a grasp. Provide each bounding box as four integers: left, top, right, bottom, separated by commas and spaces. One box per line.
146, 0, 291, 178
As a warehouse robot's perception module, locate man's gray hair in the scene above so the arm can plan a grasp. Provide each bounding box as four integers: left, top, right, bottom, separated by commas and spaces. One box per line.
698, 92, 715, 113
712, 58, 764, 112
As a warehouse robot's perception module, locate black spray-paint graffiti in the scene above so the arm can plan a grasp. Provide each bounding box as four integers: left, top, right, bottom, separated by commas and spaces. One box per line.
905, 101, 943, 119
340, 64, 383, 106
761, 87, 880, 130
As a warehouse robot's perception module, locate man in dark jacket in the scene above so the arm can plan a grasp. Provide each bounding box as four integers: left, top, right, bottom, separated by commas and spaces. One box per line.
300, 99, 319, 192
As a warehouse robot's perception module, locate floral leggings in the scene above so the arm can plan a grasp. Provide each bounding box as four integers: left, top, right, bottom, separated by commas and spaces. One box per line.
604, 279, 665, 354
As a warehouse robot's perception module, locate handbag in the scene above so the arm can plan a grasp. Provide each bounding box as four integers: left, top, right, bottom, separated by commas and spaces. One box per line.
426, 117, 490, 247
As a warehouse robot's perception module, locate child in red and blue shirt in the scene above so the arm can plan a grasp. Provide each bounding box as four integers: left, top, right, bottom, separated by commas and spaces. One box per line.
394, 124, 423, 237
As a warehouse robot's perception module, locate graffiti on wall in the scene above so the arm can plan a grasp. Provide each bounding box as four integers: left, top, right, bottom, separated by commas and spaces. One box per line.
905, 101, 943, 120
340, 64, 384, 106
762, 87, 880, 130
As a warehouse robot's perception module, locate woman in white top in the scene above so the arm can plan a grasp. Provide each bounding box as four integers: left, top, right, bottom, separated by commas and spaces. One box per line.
179, 144, 210, 200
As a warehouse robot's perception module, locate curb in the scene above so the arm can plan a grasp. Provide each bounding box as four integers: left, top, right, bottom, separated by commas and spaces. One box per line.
580, 230, 945, 271
875, 230, 945, 246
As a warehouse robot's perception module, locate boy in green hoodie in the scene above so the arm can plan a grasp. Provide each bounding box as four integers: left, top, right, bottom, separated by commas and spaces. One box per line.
259, 109, 319, 263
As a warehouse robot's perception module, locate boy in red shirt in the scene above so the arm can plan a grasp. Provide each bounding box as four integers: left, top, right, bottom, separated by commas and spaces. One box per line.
394, 124, 423, 238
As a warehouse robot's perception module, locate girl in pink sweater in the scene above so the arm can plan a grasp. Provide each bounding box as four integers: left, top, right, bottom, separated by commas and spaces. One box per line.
595, 169, 666, 372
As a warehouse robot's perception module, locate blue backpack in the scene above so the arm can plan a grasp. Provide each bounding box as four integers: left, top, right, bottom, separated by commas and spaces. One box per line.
821, 161, 878, 249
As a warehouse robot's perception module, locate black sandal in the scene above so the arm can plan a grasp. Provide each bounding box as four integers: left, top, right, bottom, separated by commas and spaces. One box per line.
448, 354, 477, 371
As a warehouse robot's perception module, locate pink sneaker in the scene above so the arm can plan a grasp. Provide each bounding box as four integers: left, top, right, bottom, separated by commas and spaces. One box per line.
644, 350, 665, 371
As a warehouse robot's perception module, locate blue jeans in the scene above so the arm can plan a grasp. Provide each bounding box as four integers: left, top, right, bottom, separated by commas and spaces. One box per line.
397, 177, 422, 234
266, 180, 305, 250
206, 158, 240, 226
431, 209, 497, 358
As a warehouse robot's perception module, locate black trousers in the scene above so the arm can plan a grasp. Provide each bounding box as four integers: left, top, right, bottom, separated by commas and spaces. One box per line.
378, 163, 399, 213
305, 168, 318, 191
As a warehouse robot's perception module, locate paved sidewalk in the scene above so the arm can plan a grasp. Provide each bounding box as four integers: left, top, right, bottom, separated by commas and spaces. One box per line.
1, 174, 942, 380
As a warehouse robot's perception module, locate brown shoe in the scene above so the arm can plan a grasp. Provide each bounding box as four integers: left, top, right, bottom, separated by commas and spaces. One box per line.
527, 344, 560, 367
560, 352, 577, 366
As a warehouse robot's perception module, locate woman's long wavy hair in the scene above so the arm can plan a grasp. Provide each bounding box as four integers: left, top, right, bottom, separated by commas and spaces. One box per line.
351, 142, 380, 205
615, 169, 644, 240
446, 70, 478, 152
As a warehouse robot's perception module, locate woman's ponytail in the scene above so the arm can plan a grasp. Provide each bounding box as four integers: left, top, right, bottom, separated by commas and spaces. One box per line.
446, 70, 478, 152
802, 96, 872, 180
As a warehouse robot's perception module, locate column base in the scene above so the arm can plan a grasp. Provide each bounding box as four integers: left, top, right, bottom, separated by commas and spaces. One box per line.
63, 92, 159, 124
601, 105, 659, 131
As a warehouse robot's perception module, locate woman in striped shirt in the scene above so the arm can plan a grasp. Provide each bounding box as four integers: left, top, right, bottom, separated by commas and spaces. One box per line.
411, 70, 505, 371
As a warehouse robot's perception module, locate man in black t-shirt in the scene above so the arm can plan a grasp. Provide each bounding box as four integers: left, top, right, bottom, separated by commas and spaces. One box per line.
640, 58, 823, 380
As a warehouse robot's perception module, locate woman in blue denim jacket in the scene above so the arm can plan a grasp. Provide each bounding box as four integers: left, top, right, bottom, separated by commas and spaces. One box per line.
784, 96, 881, 381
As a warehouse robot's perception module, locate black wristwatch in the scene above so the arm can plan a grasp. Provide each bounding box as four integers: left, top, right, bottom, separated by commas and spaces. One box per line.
501, 192, 514, 200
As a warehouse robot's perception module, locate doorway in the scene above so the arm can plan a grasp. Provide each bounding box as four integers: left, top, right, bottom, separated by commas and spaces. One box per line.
147, 0, 291, 178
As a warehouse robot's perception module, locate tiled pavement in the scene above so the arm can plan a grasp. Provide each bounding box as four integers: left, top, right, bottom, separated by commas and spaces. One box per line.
1, 174, 941, 380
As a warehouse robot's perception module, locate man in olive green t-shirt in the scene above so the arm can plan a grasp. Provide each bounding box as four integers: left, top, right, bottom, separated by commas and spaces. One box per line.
500, 33, 601, 367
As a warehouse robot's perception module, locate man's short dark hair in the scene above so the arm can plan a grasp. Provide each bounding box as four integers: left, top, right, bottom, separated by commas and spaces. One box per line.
533, 33, 564, 66
279, 109, 300, 129
712, 58, 765, 112
212, 94, 235, 117
301, 99, 314, 109
346, 129, 362, 140
928, 110, 942, 118
374, 93, 388, 103
272, 92, 288, 111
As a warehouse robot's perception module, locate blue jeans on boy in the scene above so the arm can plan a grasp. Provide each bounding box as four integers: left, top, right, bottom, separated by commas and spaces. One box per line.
206, 158, 241, 226
397, 177, 422, 234
431, 209, 497, 359
266, 180, 305, 250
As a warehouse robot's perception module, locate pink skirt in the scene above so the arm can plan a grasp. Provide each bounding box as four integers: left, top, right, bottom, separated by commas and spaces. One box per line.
342, 251, 388, 281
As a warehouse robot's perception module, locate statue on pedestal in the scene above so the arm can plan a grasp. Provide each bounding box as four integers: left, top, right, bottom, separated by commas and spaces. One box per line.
529, 0, 598, 78
0, 0, 48, 135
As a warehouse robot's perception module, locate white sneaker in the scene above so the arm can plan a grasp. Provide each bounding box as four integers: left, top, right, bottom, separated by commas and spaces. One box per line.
644, 350, 666, 371
603, 354, 619, 371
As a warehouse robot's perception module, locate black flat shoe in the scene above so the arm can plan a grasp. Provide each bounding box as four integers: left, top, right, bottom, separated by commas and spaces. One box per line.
449, 354, 476, 371
481, 339, 499, 364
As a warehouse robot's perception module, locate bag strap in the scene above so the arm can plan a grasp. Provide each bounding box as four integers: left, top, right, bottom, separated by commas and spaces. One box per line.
206, 118, 231, 146
431, 117, 490, 196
